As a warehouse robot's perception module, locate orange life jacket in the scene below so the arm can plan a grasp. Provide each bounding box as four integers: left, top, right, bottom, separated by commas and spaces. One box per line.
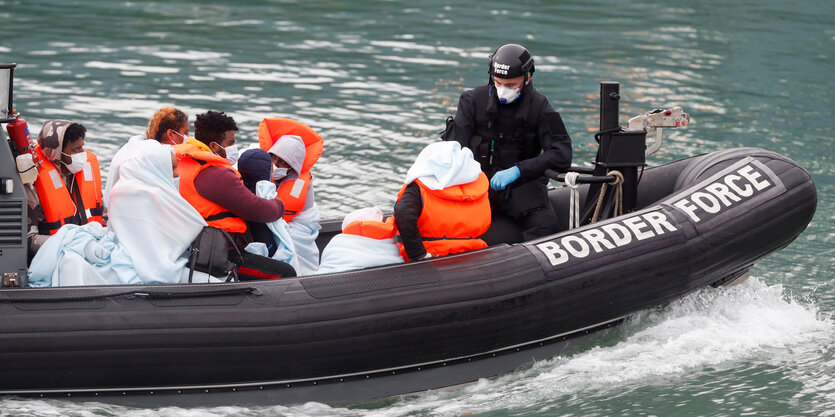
173, 137, 209, 156
342, 217, 397, 240
33, 145, 103, 235
395, 173, 491, 261
275, 172, 312, 222
258, 118, 324, 222
176, 144, 247, 234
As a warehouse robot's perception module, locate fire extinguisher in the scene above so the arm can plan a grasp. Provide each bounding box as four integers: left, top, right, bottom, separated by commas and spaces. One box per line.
6, 110, 38, 162
6, 110, 40, 184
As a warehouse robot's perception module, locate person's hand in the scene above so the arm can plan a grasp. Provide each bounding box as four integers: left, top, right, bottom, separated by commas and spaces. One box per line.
490, 166, 520, 191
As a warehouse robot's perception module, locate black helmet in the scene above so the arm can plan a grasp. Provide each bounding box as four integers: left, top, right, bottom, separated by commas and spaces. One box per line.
488, 44, 535, 79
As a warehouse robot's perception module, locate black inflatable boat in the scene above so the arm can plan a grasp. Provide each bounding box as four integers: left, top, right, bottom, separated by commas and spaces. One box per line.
0, 73, 817, 407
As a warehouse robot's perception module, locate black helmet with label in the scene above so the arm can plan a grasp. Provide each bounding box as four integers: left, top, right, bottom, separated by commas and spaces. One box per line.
488, 44, 535, 80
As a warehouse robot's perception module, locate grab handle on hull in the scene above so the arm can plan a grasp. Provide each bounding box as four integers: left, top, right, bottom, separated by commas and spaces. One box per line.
545, 168, 617, 184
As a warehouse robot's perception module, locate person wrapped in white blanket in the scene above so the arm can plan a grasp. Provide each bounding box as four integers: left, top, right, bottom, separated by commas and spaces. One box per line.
317, 207, 403, 274
104, 107, 190, 208
28, 140, 212, 286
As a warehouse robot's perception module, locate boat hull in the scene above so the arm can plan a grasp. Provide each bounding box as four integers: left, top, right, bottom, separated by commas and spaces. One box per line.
0, 148, 817, 406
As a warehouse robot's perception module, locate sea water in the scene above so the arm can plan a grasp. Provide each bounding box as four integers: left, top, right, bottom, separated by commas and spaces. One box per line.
0, 0, 832, 415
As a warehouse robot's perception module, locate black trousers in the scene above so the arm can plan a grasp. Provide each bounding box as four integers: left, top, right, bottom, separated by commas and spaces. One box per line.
485, 179, 559, 244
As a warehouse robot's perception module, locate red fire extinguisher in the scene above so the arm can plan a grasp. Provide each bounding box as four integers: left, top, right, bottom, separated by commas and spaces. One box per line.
6, 110, 38, 164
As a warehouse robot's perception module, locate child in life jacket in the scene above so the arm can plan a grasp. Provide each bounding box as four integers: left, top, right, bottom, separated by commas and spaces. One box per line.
317, 207, 404, 274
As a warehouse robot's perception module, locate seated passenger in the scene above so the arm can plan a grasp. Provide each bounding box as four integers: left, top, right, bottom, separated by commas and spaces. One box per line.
258, 118, 324, 275
146, 107, 191, 146
317, 207, 403, 274
105, 107, 189, 206
267, 135, 315, 220
175, 110, 284, 250
394, 141, 491, 261
25, 120, 103, 257
106, 141, 209, 284
29, 140, 209, 286
237, 147, 280, 256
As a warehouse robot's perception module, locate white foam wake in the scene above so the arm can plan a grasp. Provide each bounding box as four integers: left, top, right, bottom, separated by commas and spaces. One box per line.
364, 276, 833, 416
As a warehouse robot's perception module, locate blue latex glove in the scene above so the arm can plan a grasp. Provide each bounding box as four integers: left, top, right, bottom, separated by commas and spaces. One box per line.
490, 166, 520, 191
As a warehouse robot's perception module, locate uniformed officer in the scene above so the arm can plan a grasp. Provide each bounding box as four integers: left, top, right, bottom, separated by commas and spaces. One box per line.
445, 43, 572, 241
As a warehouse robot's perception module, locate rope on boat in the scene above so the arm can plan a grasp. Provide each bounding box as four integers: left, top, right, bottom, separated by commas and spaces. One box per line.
565, 172, 581, 229
591, 170, 624, 224
0, 286, 261, 303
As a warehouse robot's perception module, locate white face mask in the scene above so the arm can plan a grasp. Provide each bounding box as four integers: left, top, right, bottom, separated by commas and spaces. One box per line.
496, 85, 521, 104
172, 131, 188, 145
61, 151, 87, 174
272, 167, 289, 181
224, 144, 240, 165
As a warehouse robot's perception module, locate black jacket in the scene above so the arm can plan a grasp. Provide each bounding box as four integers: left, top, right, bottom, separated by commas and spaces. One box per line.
450, 83, 572, 183
393, 182, 425, 261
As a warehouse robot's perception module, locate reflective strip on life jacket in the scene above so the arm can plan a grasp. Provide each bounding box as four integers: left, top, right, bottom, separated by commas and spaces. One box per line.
177, 149, 247, 234
275, 171, 311, 222
258, 118, 323, 222
33, 145, 103, 235
395, 173, 491, 261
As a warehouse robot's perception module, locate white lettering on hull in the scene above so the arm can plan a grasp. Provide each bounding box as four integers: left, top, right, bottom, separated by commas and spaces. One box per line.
534, 162, 775, 269
672, 164, 771, 223
536, 210, 677, 267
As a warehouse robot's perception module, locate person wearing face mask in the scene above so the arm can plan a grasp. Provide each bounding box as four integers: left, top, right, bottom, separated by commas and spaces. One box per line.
25, 120, 104, 256
175, 110, 283, 250
442, 43, 572, 243
258, 118, 324, 275
105, 107, 190, 208
266, 134, 313, 221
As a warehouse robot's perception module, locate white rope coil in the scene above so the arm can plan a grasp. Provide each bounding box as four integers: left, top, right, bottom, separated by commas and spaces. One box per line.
565, 172, 580, 230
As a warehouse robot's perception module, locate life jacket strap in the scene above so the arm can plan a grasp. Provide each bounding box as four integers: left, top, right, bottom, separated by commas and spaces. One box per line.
38, 215, 77, 235
85, 202, 104, 219
204, 211, 236, 222
395, 235, 475, 243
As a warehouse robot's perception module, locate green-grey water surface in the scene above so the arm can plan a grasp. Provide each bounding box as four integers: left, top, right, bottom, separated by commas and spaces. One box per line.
1, 0, 833, 415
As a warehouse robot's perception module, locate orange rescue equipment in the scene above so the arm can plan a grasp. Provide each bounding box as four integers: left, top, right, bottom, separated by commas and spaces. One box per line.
395, 173, 491, 261
177, 148, 247, 234
342, 217, 397, 240
258, 118, 323, 222
33, 145, 103, 235
275, 171, 312, 221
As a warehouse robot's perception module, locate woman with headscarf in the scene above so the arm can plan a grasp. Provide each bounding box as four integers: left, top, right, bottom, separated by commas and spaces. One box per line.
25, 120, 103, 257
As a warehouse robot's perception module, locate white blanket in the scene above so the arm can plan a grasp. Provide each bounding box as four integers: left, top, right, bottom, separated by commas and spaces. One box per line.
317, 233, 403, 274
28, 222, 116, 287
245, 180, 321, 276
29, 140, 209, 286
103, 133, 145, 208
108, 140, 207, 283
288, 202, 321, 276
403, 141, 482, 190
245, 180, 301, 272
